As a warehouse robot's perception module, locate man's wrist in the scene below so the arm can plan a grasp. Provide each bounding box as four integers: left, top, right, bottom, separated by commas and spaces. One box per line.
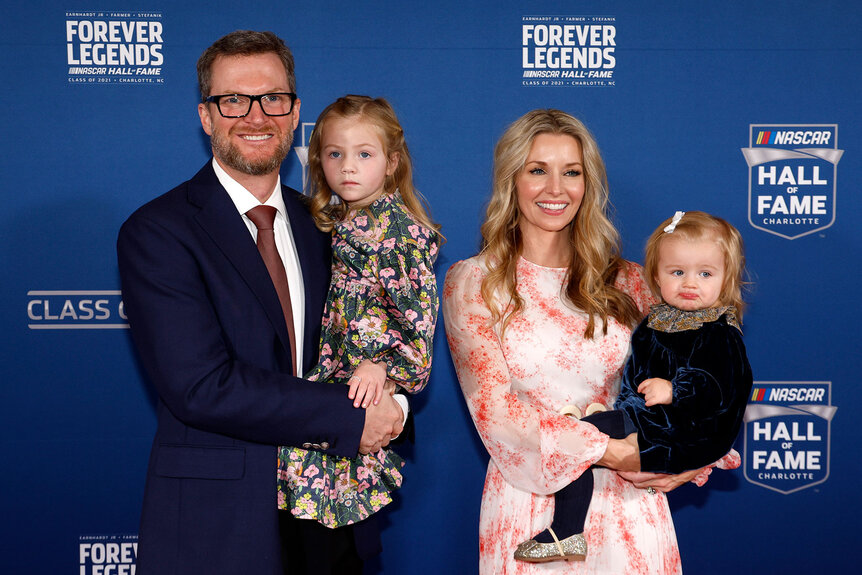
392, 393, 409, 427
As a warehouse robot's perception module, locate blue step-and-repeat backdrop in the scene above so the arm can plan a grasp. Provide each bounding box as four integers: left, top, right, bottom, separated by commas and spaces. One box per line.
1, 1, 859, 573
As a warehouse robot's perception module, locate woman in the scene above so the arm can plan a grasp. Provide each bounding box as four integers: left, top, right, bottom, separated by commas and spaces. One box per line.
443, 110, 724, 574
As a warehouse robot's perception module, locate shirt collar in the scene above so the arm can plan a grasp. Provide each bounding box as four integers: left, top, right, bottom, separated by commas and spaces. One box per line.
211, 158, 286, 217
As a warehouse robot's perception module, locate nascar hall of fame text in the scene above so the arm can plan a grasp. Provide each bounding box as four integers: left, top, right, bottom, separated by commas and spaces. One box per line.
742, 124, 843, 239
66, 11, 164, 85
27, 290, 128, 329
743, 382, 837, 494
79, 534, 138, 574
521, 15, 616, 87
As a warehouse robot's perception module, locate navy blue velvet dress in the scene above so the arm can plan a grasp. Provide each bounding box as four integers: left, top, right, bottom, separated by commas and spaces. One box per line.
614, 304, 753, 474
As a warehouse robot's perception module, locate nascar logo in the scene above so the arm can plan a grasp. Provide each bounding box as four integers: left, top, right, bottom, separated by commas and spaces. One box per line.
741, 124, 843, 240
744, 381, 836, 494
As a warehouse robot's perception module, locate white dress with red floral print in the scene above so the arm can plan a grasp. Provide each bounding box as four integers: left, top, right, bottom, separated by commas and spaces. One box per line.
443, 255, 682, 575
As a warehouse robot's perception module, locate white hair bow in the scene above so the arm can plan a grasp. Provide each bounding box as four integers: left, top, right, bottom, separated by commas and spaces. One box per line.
663, 211, 685, 233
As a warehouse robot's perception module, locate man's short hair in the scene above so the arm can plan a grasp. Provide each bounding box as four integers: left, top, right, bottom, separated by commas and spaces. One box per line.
197, 30, 296, 101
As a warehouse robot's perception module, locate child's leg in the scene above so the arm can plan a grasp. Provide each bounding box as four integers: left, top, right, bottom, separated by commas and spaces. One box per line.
530, 410, 634, 543
533, 468, 594, 543
581, 409, 636, 439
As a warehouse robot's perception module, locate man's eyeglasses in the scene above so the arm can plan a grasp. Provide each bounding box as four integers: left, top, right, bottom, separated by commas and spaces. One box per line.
204, 92, 298, 118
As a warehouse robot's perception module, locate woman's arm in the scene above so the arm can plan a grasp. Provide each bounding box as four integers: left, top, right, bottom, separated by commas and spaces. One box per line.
619, 448, 742, 492
442, 259, 612, 495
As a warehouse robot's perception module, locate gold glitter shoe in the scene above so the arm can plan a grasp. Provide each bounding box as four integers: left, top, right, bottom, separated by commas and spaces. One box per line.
513, 528, 587, 563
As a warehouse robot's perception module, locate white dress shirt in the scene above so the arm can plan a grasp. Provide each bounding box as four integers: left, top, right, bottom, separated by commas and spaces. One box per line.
212, 159, 306, 375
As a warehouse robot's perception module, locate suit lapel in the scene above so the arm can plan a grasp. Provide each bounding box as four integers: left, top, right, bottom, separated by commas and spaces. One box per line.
188, 164, 294, 360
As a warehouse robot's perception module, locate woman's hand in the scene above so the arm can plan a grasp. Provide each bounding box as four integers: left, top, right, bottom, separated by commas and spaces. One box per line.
348, 360, 388, 408
618, 467, 705, 493
596, 432, 641, 472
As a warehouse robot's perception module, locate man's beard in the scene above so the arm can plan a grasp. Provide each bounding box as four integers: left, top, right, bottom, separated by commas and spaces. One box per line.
210, 125, 293, 176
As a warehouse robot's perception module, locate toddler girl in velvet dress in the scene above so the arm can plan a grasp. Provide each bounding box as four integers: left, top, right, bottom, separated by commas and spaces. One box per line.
276, 95, 440, 528
515, 211, 753, 562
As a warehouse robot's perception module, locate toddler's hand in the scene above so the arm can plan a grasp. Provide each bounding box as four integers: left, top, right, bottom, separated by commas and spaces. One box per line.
638, 378, 673, 407
348, 360, 388, 408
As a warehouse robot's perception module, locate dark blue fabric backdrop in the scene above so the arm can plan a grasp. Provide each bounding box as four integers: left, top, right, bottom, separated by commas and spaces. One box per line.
1, 1, 859, 573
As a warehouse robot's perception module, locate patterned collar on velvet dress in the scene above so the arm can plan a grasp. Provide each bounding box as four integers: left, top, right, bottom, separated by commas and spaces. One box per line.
647, 303, 741, 333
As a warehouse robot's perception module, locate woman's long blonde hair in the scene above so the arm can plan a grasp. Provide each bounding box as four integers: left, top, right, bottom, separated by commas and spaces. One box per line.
480, 109, 641, 339
306, 95, 439, 236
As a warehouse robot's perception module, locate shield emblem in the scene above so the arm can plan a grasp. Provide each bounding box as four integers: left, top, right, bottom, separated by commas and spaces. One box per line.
743, 382, 836, 494
742, 124, 843, 240
294, 122, 316, 193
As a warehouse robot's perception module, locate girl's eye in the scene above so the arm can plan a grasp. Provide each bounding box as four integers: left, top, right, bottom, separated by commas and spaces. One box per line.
671, 270, 684, 277
564, 169, 582, 177
529, 168, 546, 175
699, 271, 712, 278
328, 151, 341, 159
359, 151, 371, 159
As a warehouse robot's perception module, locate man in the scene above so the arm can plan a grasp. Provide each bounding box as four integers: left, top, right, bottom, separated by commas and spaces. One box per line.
117, 30, 404, 574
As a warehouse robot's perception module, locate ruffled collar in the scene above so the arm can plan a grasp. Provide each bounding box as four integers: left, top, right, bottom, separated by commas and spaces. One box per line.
647, 303, 741, 333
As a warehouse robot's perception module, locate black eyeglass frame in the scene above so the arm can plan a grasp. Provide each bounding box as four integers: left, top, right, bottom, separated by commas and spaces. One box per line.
203, 92, 298, 118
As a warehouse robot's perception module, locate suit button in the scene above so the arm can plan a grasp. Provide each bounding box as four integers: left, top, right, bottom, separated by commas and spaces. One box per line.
301, 443, 312, 449
320, 442, 329, 450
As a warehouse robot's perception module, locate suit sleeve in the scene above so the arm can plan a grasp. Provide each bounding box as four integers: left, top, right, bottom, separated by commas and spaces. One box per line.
118, 210, 365, 458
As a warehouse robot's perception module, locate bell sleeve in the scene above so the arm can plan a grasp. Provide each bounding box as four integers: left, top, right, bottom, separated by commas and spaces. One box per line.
442, 259, 608, 495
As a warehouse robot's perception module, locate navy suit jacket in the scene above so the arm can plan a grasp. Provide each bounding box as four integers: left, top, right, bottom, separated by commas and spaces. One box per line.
118, 163, 369, 574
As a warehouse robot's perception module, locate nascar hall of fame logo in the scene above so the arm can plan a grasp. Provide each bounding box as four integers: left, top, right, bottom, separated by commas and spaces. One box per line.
66, 10, 164, 85
741, 124, 843, 239
27, 290, 128, 329
79, 533, 137, 574
744, 382, 837, 494
521, 15, 616, 87
294, 122, 315, 193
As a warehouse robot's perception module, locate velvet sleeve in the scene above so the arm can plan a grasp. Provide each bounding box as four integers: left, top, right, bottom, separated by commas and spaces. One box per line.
672, 321, 752, 424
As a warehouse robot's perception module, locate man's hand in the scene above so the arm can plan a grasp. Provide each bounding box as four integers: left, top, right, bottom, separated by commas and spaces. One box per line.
358, 392, 404, 454
638, 377, 673, 407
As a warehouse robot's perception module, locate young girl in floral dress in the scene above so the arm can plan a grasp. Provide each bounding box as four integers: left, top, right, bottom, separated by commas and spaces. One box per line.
277, 95, 440, 528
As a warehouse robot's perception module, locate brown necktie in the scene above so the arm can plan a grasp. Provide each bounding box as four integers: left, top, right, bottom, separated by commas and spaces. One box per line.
246, 205, 297, 376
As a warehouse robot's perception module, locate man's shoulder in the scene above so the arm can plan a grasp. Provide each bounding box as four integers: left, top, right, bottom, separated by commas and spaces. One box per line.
124, 163, 215, 223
